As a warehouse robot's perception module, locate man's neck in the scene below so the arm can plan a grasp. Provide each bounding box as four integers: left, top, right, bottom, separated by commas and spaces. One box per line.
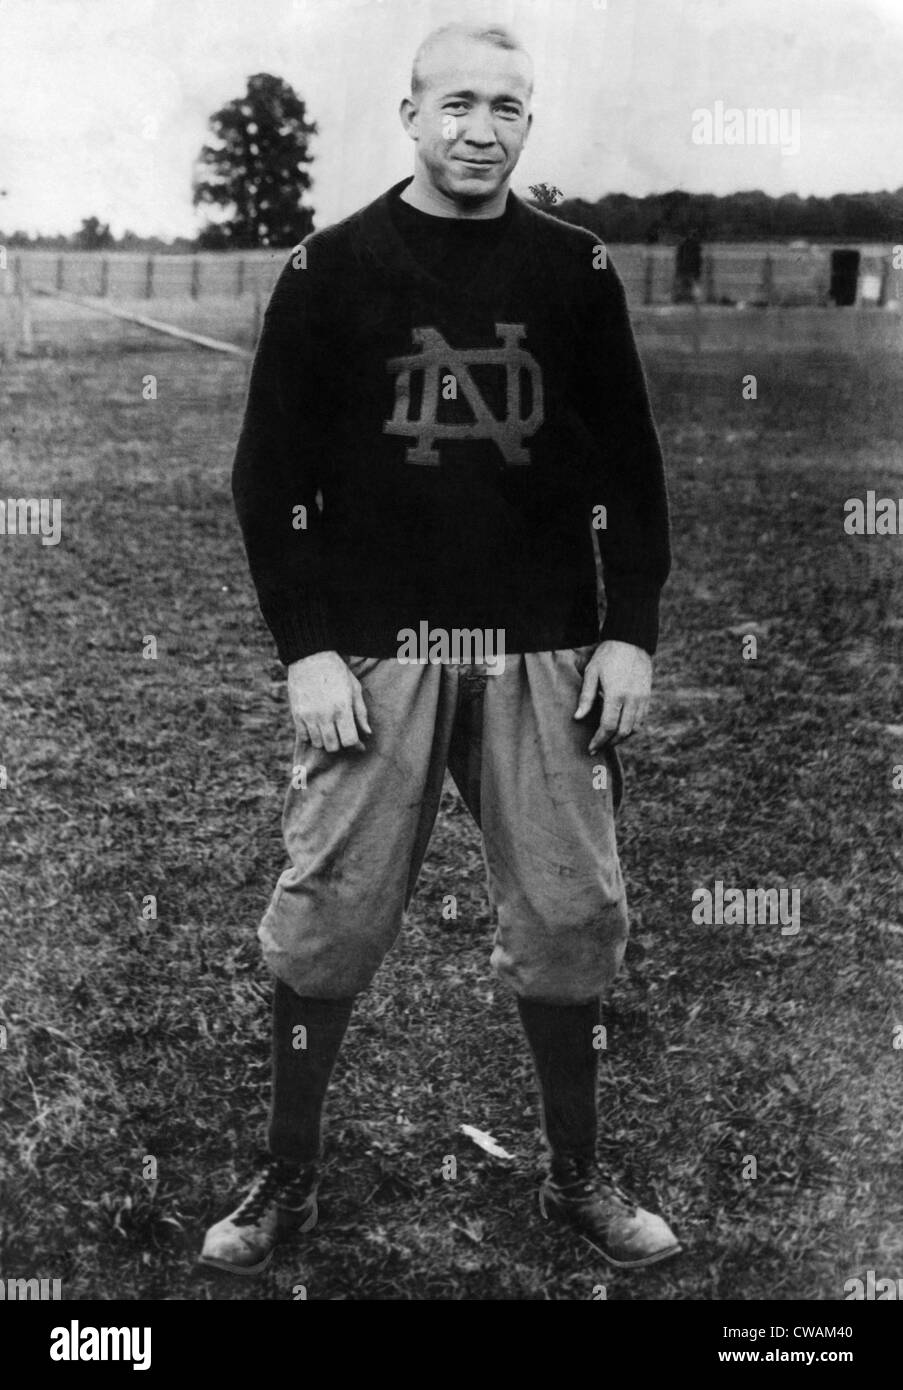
400, 169, 510, 219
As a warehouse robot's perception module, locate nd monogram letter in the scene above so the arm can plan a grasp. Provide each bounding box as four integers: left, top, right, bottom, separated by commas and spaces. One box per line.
384, 323, 544, 466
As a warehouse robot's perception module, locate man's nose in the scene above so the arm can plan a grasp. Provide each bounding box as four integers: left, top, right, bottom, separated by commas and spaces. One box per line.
463, 110, 497, 146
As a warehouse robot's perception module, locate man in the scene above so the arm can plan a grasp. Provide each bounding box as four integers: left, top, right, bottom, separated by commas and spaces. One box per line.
201, 22, 679, 1279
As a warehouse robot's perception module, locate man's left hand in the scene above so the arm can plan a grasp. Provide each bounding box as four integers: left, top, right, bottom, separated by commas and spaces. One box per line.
573, 640, 653, 752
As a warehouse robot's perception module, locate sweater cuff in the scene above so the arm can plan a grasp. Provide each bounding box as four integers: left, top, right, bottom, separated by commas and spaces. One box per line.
599, 579, 662, 657
264, 596, 335, 667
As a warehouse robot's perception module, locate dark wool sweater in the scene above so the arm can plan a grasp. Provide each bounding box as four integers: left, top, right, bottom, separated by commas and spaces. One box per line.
388, 186, 515, 284
232, 177, 671, 666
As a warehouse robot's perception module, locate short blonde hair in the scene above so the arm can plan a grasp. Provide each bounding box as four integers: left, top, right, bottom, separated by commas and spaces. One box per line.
411, 23, 533, 98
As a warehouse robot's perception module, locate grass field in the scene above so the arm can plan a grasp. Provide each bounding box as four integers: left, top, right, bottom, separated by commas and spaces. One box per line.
1, 311, 902, 1301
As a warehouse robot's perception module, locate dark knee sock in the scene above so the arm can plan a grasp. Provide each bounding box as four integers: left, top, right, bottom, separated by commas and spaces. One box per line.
516, 996, 601, 1179
267, 979, 355, 1166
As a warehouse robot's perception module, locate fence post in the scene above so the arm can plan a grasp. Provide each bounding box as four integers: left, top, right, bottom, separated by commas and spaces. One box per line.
815, 252, 830, 307
760, 252, 774, 306
20, 275, 33, 355
0, 257, 13, 363
236, 258, 245, 298
0, 257, 32, 361
191, 257, 201, 300
877, 253, 891, 307
691, 298, 702, 356
643, 251, 654, 305
100, 257, 109, 298
145, 256, 154, 299
56, 255, 65, 291
10, 260, 34, 357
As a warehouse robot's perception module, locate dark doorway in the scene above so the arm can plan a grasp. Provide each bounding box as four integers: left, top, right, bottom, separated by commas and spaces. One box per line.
830, 249, 861, 306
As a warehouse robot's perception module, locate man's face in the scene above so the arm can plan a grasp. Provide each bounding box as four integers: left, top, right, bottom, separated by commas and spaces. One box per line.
402, 38, 532, 205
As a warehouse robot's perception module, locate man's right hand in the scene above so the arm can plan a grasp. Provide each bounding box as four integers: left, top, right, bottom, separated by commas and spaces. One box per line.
287, 651, 372, 752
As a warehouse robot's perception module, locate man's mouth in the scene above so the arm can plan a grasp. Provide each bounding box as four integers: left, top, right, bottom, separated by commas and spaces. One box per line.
454, 158, 501, 168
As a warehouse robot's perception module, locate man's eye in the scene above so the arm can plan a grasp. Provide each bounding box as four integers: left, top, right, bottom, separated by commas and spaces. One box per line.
496, 106, 520, 118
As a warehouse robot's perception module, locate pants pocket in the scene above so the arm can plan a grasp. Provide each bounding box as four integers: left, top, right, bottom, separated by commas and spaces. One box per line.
603, 743, 624, 814
340, 653, 381, 680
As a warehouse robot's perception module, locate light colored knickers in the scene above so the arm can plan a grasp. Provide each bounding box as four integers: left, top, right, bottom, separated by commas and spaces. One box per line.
259, 645, 629, 1003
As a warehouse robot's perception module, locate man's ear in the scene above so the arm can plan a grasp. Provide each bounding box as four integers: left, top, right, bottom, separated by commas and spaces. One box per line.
399, 97, 419, 141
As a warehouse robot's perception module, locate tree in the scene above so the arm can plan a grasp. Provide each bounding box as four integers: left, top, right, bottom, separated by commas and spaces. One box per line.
193, 73, 317, 249
75, 216, 113, 251
528, 182, 563, 209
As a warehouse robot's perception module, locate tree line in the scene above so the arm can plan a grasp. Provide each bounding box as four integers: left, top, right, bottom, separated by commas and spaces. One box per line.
7, 188, 901, 255
0, 218, 197, 253
548, 188, 903, 243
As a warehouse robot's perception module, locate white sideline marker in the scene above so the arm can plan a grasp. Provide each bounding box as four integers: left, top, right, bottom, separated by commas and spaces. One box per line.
31, 285, 252, 357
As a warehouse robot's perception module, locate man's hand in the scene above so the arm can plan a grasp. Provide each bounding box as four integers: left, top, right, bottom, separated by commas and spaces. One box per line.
573, 640, 653, 753
287, 651, 372, 752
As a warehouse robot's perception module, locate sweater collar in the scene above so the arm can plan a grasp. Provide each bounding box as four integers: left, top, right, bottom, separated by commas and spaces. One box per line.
352, 176, 531, 300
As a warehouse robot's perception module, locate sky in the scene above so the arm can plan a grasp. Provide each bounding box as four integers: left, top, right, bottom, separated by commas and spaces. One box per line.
0, 0, 901, 238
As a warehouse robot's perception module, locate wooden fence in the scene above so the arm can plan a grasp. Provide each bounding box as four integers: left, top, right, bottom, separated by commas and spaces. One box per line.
5, 250, 282, 302
2, 243, 900, 361
3, 243, 900, 310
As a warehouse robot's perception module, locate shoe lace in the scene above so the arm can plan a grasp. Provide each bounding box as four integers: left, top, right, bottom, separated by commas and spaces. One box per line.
233, 1160, 291, 1226
556, 1163, 638, 1216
